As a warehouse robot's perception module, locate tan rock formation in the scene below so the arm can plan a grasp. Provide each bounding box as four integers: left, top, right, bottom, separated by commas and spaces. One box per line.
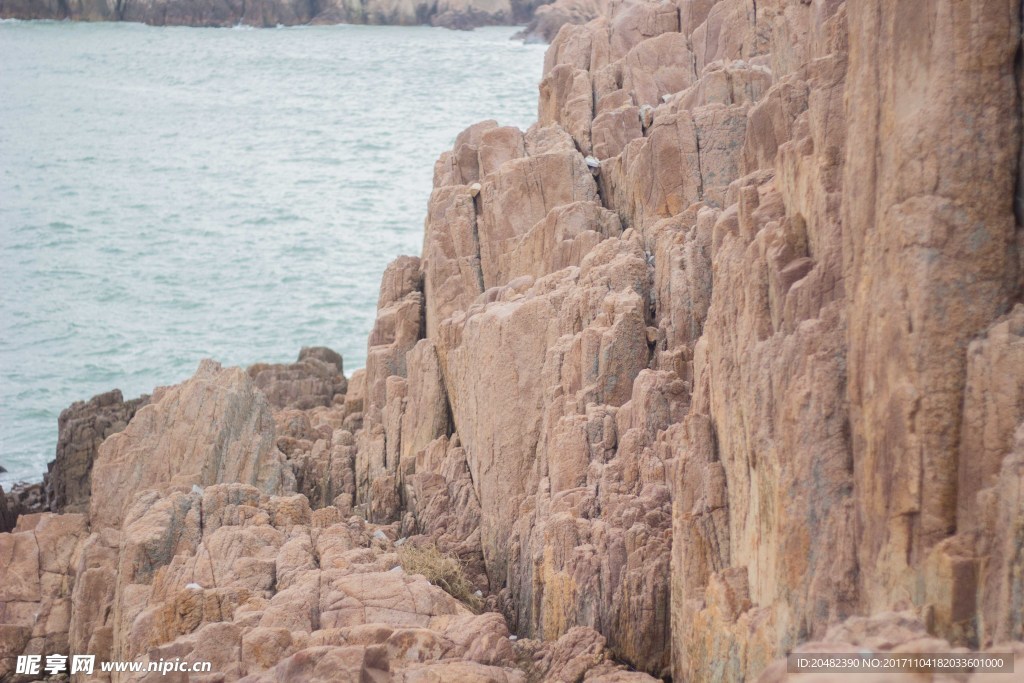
345, 0, 1024, 679
3, 478, 644, 682
247, 346, 347, 411
3, 0, 1024, 680
0, 513, 89, 680
90, 360, 295, 529
845, 0, 1022, 618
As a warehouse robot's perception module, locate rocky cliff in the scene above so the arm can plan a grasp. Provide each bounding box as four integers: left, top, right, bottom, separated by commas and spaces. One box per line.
0, 0, 548, 29
2, 0, 1024, 681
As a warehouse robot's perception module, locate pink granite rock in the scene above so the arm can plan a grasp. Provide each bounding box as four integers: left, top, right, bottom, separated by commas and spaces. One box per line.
5, 1, 1024, 681
90, 360, 295, 530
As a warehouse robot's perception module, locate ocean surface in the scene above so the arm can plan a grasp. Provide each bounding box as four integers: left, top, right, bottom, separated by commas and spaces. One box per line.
0, 20, 544, 486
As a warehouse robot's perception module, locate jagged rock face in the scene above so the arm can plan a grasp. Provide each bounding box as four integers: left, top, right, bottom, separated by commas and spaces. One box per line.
248, 346, 348, 411
43, 389, 150, 514
90, 360, 296, 530
354, 0, 1024, 680
3, 0, 1023, 680
0, 512, 90, 680
0, 484, 648, 682
7, 356, 649, 683
355, 256, 426, 524
844, 0, 1022, 617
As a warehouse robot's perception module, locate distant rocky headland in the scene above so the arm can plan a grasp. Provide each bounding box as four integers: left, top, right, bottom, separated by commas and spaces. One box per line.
0, 0, 611, 38
2, 0, 1024, 681
0, 0, 560, 30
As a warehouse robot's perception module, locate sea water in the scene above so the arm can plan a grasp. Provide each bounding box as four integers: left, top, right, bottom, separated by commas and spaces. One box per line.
0, 20, 545, 485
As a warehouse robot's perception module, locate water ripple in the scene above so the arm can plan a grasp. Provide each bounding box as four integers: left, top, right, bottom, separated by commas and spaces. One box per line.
0, 21, 544, 485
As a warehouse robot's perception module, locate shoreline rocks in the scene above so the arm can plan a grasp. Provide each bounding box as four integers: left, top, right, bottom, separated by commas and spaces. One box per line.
0, 352, 655, 682
44, 389, 150, 515
515, 0, 606, 43
0, 487, 15, 534
0, 482, 45, 534
0, 0, 554, 30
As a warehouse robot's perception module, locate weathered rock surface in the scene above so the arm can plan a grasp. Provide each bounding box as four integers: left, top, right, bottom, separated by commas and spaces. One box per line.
0, 512, 89, 680
90, 360, 296, 529
248, 346, 347, 411
43, 389, 150, 514
0, 356, 639, 682
845, 0, 1022, 623
348, 0, 1024, 679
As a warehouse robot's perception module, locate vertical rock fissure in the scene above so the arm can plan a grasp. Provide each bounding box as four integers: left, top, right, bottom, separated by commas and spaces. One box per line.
471, 193, 487, 293
1015, 4, 1024, 242
693, 112, 705, 201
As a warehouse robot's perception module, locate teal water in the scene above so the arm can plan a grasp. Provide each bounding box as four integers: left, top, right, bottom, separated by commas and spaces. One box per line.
0, 21, 544, 486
